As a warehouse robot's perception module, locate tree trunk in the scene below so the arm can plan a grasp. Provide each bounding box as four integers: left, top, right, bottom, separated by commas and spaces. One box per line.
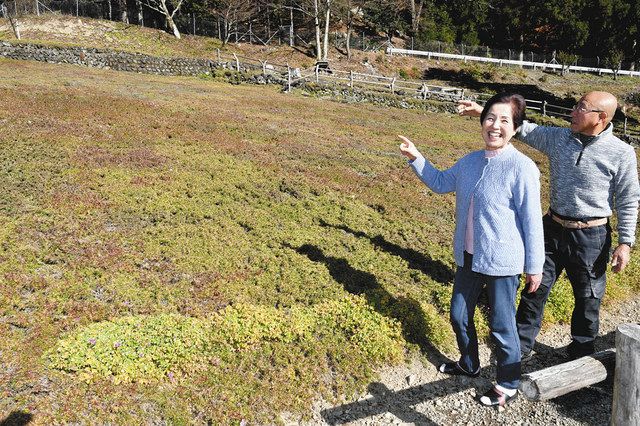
414, 0, 424, 33
108, 0, 112, 20
137, 0, 143, 26
266, 5, 271, 40
8, 16, 20, 40
166, 14, 181, 39
223, 15, 231, 45
612, 324, 640, 425
322, 4, 330, 60
519, 34, 524, 66
313, 0, 322, 60
234, 10, 238, 43
410, 0, 416, 32
119, 0, 128, 23
289, 6, 294, 47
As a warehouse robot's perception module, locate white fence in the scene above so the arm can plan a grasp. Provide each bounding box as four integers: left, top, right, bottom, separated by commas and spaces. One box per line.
387, 47, 640, 78
213, 52, 640, 140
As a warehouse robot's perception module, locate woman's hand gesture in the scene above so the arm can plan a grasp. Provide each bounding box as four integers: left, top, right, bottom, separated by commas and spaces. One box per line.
457, 100, 483, 117
398, 135, 420, 161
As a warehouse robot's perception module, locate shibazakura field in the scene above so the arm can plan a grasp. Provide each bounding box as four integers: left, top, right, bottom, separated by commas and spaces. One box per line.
0, 58, 638, 424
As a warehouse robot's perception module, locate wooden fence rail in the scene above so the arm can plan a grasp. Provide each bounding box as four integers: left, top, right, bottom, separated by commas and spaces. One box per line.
210, 50, 640, 140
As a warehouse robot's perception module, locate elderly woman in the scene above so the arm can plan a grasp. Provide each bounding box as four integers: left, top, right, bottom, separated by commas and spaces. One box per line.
399, 93, 544, 407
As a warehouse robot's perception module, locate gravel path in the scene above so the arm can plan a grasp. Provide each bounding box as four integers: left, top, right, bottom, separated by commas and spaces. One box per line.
286, 297, 640, 425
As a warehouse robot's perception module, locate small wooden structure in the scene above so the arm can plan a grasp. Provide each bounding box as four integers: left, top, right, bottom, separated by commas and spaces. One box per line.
520, 349, 616, 401
612, 323, 640, 426
520, 323, 639, 425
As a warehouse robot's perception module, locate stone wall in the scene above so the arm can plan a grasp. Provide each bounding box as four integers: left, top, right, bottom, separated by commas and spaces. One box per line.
295, 82, 458, 114
0, 41, 213, 76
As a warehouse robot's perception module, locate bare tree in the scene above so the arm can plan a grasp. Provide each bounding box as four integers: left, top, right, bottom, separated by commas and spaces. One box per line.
208, 0, 254, 45
136, 0, 144, 25
335, 0, 364, 59
8, 15, 21, 39
141, 0, 186, 38
312, 0, 321, 59
2, 0, 29, 40
303, 0, 331, 60
321, 0, 330, 59
119, 0, 129, 22
408, 0, 425, 33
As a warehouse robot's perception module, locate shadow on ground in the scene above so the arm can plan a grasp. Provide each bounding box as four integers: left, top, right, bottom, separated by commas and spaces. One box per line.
288, 242, 446, 369
288, 223, 620, 424
0, 411, 33, 426
321, 333, 618, 425
423, 68, 573, 105
319, 220, 455, 284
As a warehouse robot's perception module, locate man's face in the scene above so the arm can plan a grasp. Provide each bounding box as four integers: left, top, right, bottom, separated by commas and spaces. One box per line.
570, 96, 604, 135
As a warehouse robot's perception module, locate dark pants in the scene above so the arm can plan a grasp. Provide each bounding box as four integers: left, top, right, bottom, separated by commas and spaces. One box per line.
516, 214, 611, 357
452, 252, 521, 389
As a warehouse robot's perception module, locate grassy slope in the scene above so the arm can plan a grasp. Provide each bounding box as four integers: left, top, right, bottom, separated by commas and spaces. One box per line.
0, 58, 467, 423
0, 16, 639, 424
1, 14, 639, 108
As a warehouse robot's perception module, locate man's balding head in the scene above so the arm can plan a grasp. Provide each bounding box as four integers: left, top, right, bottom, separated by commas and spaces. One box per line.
583, 91, 618, 125
570, 91, 618, 135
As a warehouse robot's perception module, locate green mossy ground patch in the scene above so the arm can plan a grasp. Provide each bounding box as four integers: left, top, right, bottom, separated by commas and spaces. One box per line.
0, 58, 637, 424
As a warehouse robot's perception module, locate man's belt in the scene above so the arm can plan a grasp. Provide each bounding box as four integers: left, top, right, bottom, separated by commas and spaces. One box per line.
549, 212, 608, 229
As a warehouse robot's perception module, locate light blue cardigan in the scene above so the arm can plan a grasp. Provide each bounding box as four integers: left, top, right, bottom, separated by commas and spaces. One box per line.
410, 144, 545, 276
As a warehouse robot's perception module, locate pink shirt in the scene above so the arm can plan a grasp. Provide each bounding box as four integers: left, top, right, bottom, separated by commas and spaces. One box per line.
465, 144, 512, 254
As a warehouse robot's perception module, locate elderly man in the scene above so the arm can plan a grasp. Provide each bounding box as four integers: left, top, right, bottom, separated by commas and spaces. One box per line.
458, 91, 640, 359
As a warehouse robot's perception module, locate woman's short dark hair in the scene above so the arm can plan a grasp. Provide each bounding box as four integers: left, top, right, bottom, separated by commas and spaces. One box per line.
479, 93, 527, 129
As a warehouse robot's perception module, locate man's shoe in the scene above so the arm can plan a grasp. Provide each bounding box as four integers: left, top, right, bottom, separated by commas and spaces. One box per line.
479, 387, 518, 407
521, 350, 534, 362
567, 341, 595, 360
438, 361, 480, 378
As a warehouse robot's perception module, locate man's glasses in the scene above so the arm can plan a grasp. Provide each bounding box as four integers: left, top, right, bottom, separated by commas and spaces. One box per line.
572, 103, 604, 114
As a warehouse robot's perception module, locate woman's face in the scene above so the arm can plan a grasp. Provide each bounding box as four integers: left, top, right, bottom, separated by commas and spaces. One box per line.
481, 102, 516, 150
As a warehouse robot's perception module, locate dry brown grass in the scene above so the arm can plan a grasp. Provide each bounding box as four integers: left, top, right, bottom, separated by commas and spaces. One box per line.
0, 54, 637, 424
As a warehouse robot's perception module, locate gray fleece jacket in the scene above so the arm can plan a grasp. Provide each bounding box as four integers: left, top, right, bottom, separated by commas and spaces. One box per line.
517, 121, 640, 246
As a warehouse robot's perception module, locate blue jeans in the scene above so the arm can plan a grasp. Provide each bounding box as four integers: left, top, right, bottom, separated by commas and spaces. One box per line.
451, 252, 521, 389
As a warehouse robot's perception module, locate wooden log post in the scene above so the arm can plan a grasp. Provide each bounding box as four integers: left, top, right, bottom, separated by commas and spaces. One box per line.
612, 323, 640, 426
233, 53, 240, 71
520, 349, 616, 401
